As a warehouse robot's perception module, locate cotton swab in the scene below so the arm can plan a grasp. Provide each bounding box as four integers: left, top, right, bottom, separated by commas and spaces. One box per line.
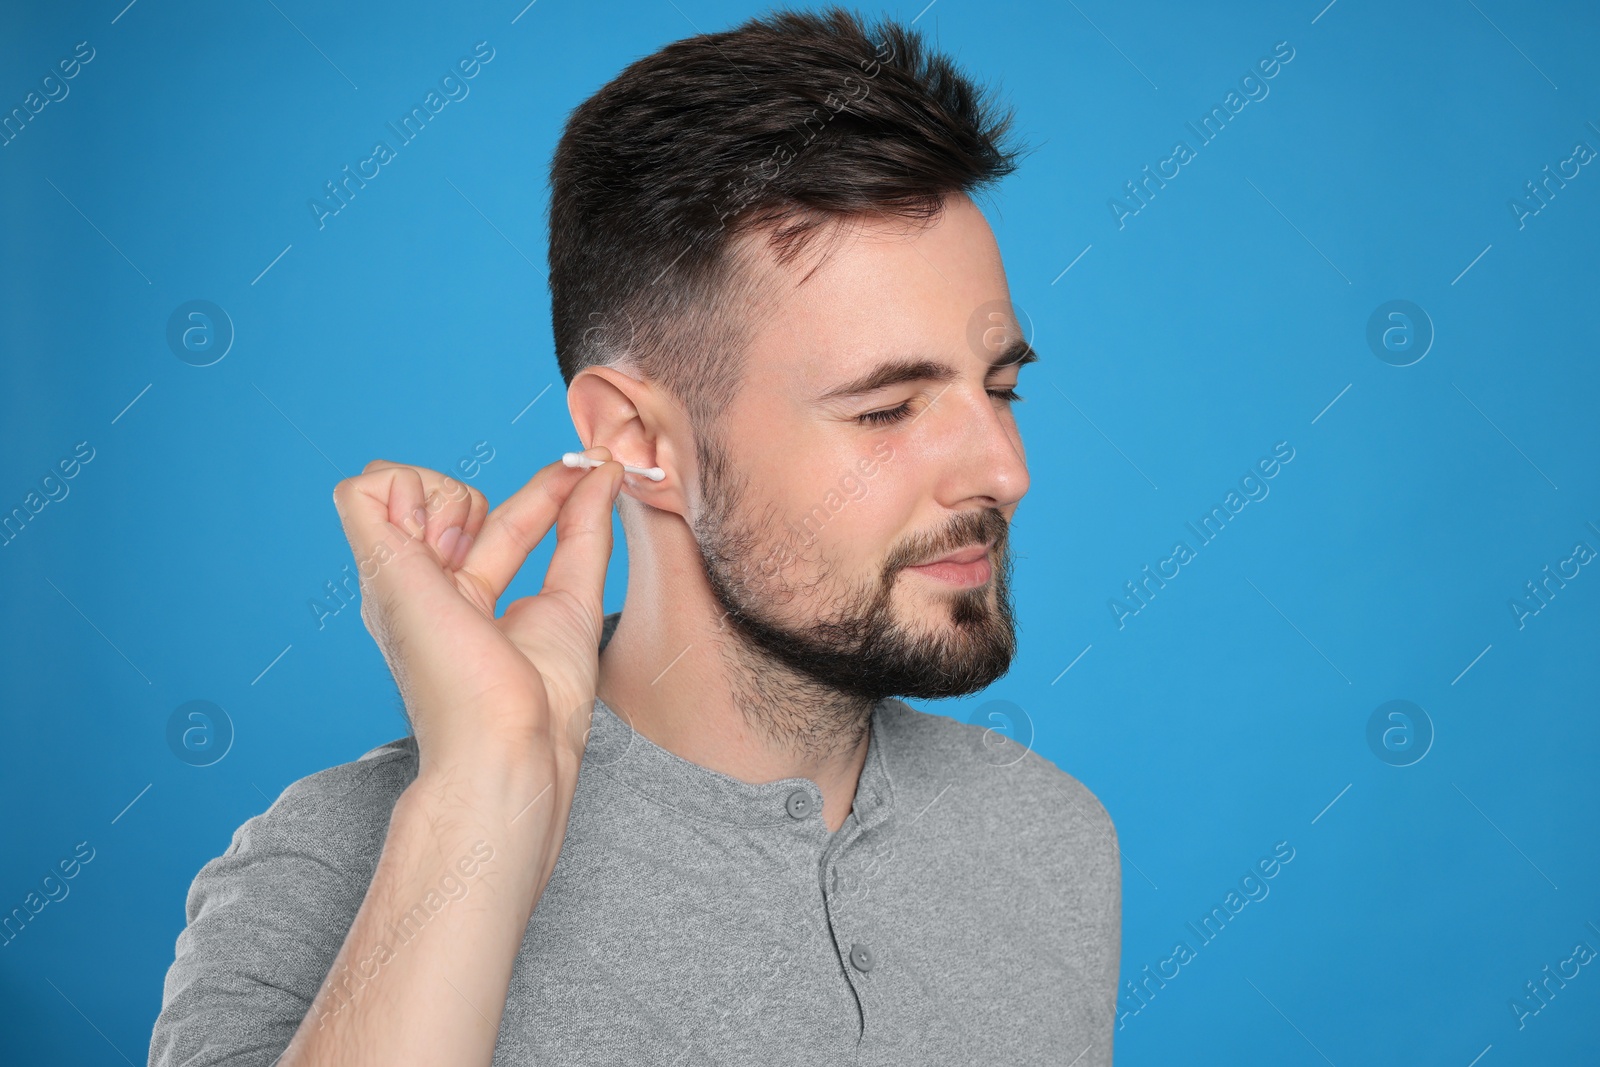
562, 451, 665, 482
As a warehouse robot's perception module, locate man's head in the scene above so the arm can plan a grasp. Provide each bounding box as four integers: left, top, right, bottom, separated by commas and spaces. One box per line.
551, 7, 1034, 708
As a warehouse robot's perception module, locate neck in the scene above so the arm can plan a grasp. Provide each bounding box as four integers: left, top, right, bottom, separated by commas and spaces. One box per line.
595, 506, 874, 834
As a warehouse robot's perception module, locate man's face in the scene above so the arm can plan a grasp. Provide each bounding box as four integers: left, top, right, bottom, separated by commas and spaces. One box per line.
690, 193, 1031, 704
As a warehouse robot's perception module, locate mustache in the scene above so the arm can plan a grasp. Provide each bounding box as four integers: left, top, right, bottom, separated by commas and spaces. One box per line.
890, 509, 1010, 572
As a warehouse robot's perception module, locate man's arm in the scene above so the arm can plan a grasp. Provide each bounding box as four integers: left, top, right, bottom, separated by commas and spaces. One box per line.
274, 450, 621, 1064
276, 762, 563, 1065
151, 449, 626, 1065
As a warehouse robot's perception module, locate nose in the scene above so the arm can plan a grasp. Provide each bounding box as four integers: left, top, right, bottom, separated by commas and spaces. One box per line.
939, 384, 1029, 511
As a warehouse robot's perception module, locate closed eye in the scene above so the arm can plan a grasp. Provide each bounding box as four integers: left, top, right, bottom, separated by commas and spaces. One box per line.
856, 388, 1025, 426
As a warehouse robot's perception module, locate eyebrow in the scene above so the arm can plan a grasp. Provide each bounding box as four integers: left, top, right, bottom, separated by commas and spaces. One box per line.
812, 337, 1039, 404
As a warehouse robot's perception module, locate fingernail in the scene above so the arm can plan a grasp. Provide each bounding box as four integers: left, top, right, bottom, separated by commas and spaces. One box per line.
438, 525, 462, 561
451, 530, 473, 568
411, 507, 427, 534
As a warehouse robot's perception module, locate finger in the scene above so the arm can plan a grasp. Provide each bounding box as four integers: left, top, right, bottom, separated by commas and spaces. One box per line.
361, 461, 479, 565
459, 483, 490, 539
450, 483, 490, 569
421, 476, 474, 564
459, 446, 612, 599
359, 460, 447, 544
537, 458, 622, 625
332, 465, 429, 583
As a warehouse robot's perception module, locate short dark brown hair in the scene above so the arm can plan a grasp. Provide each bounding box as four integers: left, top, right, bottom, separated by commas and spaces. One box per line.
546, 5, 1028, 432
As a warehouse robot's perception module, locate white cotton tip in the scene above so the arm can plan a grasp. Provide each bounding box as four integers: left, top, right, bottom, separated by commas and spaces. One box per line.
561, 452, 664, 482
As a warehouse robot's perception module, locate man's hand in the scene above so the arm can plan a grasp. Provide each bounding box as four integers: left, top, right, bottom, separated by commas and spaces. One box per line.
332, 446, 624, 785
277, 446, 626, 1065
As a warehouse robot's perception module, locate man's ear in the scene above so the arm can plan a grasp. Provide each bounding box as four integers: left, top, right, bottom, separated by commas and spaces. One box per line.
567, 366, 690, 516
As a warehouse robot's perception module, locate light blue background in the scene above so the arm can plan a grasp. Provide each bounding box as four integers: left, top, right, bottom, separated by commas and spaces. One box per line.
3, 0, 1597, 1063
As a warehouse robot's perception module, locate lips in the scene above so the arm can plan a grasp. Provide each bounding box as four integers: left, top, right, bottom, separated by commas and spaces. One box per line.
915, 541, 993, 567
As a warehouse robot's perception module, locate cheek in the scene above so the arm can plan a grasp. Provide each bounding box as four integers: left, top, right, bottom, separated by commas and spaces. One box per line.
838, 477, 918, 568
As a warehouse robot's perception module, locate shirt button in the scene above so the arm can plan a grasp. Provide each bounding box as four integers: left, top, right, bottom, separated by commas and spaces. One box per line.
785, 789, 813, 819
849, 943, 875, 972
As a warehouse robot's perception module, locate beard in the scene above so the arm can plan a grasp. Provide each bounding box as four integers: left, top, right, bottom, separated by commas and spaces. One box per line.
689, 425, 1019, 709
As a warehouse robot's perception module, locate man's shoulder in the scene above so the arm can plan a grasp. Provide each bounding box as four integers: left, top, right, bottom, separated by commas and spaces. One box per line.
284, 732, 416, 797
874, 697, 1117, 846
183, 735, 421, 918
244, 735, 420, 849
152, 736, 423, 1065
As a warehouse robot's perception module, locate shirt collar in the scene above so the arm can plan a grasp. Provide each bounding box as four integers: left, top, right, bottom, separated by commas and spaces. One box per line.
585, 694, 898, 832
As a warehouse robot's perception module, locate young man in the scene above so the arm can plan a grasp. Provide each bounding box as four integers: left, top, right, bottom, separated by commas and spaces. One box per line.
150, 7, 1120, 1064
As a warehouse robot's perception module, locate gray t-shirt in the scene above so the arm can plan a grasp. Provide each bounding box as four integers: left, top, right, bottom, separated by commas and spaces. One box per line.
149, 614, 1121, 1065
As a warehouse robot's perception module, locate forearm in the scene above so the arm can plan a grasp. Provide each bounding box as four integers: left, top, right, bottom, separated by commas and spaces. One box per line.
277, 762, 567, 1067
